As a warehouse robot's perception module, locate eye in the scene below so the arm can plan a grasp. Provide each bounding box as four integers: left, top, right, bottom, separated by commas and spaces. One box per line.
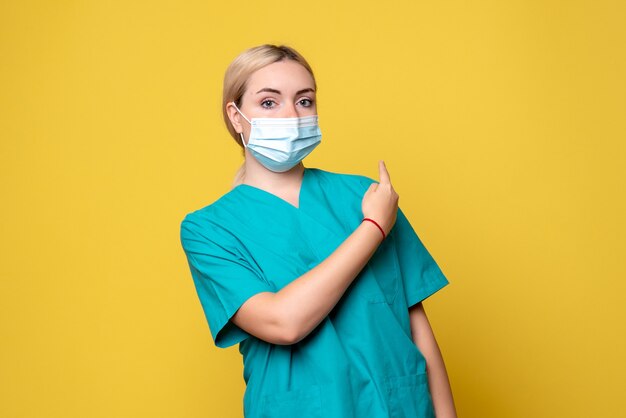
261, 99, 276, 109
298, 98, 313, 107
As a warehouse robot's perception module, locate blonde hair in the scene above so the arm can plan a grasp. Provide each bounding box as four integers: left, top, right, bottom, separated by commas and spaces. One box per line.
222, 44, 316, 187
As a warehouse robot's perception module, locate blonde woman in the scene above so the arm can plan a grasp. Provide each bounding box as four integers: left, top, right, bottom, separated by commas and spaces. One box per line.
180, 44, 457, 418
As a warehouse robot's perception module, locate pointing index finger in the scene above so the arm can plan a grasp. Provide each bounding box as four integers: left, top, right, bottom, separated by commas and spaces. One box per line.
378, 160, 391, 184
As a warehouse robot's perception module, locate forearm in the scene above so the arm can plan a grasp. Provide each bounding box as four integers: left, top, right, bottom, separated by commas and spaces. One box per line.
277, 221, 383, 342
409, 303, 457, 418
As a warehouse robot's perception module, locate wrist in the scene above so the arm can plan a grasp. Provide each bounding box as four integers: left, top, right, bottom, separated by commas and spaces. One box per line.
361, 217, 386, 240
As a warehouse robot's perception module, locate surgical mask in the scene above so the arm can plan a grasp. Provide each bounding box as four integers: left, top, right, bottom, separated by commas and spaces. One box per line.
232, 102, 322, 173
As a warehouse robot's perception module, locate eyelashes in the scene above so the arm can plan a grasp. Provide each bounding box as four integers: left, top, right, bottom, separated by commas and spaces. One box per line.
260, 99, 276, 109
259, 98, 315, 109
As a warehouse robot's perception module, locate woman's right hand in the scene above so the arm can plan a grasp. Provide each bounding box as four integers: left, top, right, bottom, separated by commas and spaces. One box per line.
361, 160, 399, 236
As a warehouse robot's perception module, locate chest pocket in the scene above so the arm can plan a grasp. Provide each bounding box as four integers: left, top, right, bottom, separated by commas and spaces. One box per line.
358, 235, 401, 304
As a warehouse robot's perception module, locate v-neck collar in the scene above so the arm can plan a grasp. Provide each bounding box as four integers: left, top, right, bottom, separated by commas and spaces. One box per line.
232, 167, 311, 211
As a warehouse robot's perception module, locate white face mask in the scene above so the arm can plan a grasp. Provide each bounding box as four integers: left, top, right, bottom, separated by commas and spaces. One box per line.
232, 102, 322, 173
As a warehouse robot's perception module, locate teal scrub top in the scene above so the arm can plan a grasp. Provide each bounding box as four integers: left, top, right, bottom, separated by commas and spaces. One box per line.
180, 167, 449, 418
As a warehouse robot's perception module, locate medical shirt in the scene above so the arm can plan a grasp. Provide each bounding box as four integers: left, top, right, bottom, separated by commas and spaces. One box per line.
180, 167, 450, 418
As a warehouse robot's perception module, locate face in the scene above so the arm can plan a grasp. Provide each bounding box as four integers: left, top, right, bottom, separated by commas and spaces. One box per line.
227, 60, 317, 141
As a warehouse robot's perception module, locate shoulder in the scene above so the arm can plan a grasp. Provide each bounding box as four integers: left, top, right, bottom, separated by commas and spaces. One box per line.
179, 189, 242, 246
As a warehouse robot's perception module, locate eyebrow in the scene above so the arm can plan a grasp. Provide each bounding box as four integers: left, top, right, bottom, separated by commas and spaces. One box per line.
255, 87, 316, 95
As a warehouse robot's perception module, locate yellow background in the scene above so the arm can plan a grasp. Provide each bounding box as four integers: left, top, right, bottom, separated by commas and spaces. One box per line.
1, 1, 625, 417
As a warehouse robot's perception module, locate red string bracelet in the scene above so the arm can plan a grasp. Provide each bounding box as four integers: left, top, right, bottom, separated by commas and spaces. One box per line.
362, 217, 386, 240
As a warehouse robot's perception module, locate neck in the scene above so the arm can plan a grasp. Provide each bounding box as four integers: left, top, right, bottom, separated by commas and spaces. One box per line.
242, 153, 305, 192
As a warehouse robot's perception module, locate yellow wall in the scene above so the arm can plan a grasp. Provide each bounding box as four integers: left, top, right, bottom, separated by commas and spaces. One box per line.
1, 1, 625, 417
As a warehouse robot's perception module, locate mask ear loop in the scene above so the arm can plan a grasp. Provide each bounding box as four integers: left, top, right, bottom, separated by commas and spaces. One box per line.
231, 102, 251, 148
231, 102, 251, 124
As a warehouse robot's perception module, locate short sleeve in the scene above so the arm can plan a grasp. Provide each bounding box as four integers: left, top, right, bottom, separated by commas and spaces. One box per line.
392, 207, 450, 308
180, 214, 274, 348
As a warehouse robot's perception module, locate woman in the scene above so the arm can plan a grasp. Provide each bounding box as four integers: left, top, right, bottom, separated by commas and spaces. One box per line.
180, 44, 457, 418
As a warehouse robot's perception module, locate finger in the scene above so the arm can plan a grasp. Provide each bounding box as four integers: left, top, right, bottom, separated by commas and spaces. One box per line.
378, 160, 391, 184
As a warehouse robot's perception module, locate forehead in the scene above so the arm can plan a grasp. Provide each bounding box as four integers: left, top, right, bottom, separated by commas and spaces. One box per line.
246, 60, 315, 93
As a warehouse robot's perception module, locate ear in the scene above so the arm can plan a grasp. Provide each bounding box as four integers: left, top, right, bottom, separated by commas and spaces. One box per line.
226, 102, 244, 134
